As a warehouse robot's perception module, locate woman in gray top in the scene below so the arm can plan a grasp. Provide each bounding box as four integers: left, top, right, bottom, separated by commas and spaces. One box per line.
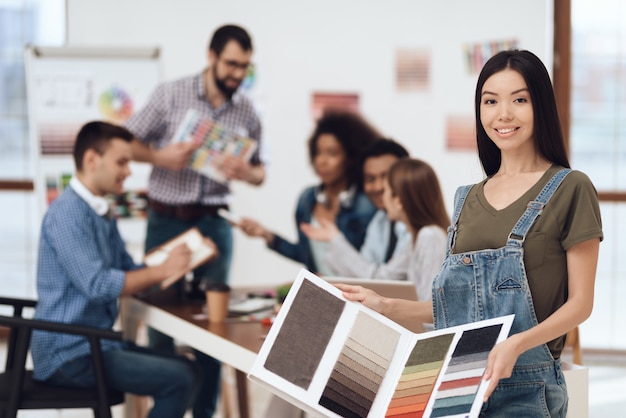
303, 158, 450, 305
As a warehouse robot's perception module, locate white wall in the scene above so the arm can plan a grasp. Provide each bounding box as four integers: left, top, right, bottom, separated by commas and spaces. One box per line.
67, 0, 553, 286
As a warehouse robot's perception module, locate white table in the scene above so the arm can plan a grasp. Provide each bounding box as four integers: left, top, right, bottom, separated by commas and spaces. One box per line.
120, 295, 588, 418
120, 295, 267, 418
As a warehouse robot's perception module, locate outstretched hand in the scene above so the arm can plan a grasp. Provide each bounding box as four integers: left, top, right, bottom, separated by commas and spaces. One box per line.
481, 334, 523, 401
300, 217, 340, 242
238, 217, 266, 237
334, 283, 387, 314
237, 217, 275, 245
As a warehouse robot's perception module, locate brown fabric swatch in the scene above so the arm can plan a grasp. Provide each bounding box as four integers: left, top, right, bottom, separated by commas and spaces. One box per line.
264, 279, 345, 389
319, 311, 400, 416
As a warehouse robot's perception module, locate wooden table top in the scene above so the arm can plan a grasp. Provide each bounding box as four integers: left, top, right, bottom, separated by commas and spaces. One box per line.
133, 291, 272, 356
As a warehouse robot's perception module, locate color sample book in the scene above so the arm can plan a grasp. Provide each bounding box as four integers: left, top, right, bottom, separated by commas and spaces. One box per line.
248, 269, 514, 418
385, 333, 455, 417
320, 311, 401, 418
263, 278, 345, 390
429, 325, 502, 417
172, 108, 258, 183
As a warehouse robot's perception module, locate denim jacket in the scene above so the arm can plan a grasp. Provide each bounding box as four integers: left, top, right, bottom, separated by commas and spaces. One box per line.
268, 185, 376, 272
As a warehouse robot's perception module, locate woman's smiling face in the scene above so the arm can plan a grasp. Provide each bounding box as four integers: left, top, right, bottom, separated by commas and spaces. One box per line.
480, 68, 535, 154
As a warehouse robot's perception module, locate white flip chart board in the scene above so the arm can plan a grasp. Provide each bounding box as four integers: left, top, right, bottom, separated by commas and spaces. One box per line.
24, 45, 161, 219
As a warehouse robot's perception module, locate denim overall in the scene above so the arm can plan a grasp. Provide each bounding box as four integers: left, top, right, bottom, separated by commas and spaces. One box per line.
433, 169, 571, 417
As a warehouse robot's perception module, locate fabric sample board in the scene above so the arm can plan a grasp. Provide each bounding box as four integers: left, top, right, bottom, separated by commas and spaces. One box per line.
386, 333, 455, 417
429, 324, 502, 417
249, 269, 514, 418
263, 278, 345, 389
320, 311, 401, 417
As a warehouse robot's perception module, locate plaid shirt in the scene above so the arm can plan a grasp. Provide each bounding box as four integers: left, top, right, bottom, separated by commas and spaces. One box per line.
31, 185, 135, 380
126, 71, 265, 205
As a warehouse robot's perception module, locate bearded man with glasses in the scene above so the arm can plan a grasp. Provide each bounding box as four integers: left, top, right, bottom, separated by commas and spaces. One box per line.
126, 24, 266, 418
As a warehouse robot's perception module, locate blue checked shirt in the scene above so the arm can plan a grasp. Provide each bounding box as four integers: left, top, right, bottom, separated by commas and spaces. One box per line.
31, 184, 136, 381
125, 70, 265, 205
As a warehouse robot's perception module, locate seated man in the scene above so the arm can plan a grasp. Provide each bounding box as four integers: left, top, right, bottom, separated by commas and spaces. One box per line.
30, 121, 214, 418
302, 138, 412, 275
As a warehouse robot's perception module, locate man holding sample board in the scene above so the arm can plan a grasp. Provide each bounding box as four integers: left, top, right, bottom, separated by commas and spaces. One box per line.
31, 121, 217, 418
126, 24, 266, 417
126, 23, 265, 301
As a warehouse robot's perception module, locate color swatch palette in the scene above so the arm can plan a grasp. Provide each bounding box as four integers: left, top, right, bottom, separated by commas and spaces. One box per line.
320, 311, 400, 418
172, 108, 258, 183
98, 85, 134, 122
429, 325, 502, 417
249, 269, 514, 418
386, 333, 455, 417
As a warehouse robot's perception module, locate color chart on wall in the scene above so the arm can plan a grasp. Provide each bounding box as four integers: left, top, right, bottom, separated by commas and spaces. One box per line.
248, 269, 514, 418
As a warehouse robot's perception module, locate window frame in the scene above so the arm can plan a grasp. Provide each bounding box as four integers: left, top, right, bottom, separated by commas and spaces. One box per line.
554, 0, 626, 202
0, 0, 66, 190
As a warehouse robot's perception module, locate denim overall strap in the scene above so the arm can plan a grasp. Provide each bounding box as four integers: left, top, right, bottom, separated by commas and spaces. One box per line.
506, 168, 572, 247
433, 169, 572, 417
434, 168, 574, 355
446, 184, 473, 256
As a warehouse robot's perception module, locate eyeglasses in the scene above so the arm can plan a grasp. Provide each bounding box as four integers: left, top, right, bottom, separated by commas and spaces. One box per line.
219, 58, 252, 72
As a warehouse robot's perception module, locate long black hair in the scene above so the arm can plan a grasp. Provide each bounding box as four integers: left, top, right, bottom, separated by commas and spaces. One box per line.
474, 50, 570, 176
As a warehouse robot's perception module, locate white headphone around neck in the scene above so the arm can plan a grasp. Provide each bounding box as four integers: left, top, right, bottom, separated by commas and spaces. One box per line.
315, 185, 356, 208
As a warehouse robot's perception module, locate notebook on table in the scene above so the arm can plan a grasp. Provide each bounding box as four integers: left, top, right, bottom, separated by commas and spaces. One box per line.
228, 297, 275, 316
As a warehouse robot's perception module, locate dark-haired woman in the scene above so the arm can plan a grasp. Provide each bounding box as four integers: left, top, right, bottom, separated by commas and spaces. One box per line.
337, 50, 603, 417
303, 158, 449, 311
238, 109, 379, 273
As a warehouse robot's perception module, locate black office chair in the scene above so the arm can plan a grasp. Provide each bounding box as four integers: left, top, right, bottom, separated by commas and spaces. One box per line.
0, 296, 124, 418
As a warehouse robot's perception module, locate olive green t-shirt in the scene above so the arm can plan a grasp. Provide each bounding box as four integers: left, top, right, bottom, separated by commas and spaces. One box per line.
453, 165, 603, 358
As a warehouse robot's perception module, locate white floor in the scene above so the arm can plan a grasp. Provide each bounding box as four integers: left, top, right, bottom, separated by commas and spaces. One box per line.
584, 356, 626, 418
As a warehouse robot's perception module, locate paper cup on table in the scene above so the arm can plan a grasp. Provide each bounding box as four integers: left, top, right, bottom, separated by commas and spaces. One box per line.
204, 282, 231, 322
